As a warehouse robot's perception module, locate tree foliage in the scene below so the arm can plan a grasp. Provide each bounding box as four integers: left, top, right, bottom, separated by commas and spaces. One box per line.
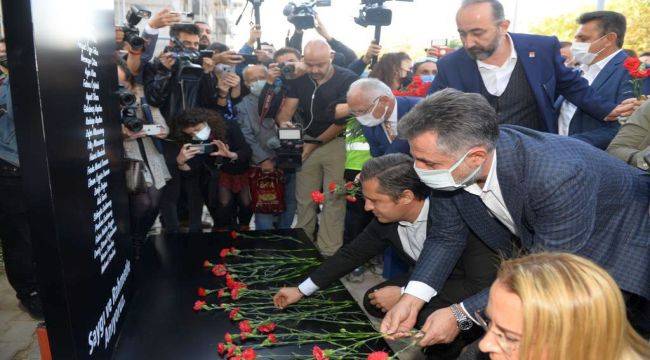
529, 0, 650, 52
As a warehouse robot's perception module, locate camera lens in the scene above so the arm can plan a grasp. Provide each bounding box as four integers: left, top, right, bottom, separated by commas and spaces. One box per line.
121, 107, 143, 132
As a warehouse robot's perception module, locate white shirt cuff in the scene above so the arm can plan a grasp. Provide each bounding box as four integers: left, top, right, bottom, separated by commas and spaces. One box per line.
460, 302, 479, 325
298, 277, 319, 296
403, 281, 437, 302
400, 287, 405, 295
144, 23, 159, 35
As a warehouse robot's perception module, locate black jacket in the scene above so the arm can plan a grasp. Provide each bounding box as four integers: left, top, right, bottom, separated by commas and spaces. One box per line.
309, 206, 497, 298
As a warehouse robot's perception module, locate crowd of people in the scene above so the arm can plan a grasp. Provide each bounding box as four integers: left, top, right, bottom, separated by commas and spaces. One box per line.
0, 0, 649, 358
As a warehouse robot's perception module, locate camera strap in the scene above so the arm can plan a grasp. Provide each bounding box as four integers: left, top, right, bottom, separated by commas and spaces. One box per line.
140, 96, 165, 154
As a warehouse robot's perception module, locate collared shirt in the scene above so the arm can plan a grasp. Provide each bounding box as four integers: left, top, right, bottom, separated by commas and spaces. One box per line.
476, 34, 518, 97
558, 49, 623, 135
299, 199, 430, 296
404, 151, 517, 310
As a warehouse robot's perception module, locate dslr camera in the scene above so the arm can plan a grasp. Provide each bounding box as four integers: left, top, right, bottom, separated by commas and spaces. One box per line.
161, 38, 213, 79
116, 85, 143, 132
282, 0, 331, 30
277, 62, 296, 79
272, 127, 304, 170
121, 5, 151, 51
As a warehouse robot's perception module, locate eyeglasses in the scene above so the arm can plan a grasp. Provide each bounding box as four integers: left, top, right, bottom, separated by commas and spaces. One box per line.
350, 96, 380, 117
475, 310, 520, 356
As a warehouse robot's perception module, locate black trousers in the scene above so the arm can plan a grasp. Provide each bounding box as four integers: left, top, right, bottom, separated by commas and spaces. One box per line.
362, 274, 486, 360
0, 169, 38, 300
343, 170, 373, 245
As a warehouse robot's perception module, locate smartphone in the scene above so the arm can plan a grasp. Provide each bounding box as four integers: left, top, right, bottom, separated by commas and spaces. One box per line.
142, 124, 165, 136
170, 11, 194, 22
189, 144, 216, 154
239, 54, 259, 65
199, 50, 214, 59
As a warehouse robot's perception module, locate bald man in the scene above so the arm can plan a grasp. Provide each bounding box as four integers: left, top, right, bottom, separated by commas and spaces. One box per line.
275, 39, 359, 256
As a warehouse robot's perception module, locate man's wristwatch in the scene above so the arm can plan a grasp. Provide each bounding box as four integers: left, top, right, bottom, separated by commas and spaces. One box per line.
450, 304, 473, 331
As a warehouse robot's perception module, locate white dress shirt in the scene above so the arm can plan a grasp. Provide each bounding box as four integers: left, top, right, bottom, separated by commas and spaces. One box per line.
477, 34, 518, 97
404, 152, 517, 314
558, 49, 622, 136
299, 199, 430, 296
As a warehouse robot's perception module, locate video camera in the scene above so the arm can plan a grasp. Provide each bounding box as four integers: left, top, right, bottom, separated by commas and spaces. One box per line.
116, 85, 143, 132
354, 0, 412, 27
282, 0, 331, 30
271, 127, 304, 170
161, 38, 213, 79
121, 5, 151, 51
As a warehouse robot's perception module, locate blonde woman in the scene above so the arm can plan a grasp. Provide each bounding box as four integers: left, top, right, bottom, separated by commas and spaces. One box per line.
476, 252, 650, 360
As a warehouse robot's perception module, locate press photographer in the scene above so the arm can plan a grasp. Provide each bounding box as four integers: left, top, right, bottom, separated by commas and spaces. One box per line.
237, 65, 297, 231
275, 39, 358, 256
257, 47, 303, 120
117, 62, 171, 260
173, 108, 251, 233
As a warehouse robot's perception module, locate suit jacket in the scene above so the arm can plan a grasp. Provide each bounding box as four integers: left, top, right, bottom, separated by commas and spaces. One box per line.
411, 125, 649, 315
310, 205, 497, 300
362, 96, 419, 157
428, 33, 616, 133
561, 51, 634, 149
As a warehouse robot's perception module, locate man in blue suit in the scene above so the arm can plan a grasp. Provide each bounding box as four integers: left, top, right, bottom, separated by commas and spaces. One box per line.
558, 11, 644, 149
381, 89, 649, 346
347, 78, 419, 157
428, 0, 638, 133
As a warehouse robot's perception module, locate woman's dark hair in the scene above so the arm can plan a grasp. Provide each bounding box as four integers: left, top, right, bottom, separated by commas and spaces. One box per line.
171, 108, 227, 143
369, 52, 411, 90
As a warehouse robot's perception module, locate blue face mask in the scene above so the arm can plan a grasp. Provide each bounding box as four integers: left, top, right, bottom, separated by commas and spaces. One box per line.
420, 74, 436, 83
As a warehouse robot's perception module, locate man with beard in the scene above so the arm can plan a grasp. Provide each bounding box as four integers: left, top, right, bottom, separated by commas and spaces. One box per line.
194, 21, 212, 50
428, 0, 638, 134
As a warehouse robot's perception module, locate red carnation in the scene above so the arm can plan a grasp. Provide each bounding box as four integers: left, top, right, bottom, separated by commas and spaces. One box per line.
257, 322, 277, 334
231, 287, 241, 300
227, 345, 237, 357
197, 287, 207, 297
624, 57, 641, 72
267, 334, 278, 344
225, 332, 233, 344
344, 181, 355, 191
226, 274, 236, 288
217, 288, 226, 298
220, 248, 231, 258
217, 342, 227, 355
229, 307, 240, 320
311, 191, 325, 204
212, 264, 228, 277
230, 246, 240, 255
230, 230, 238, 239
346, 195, 357, 203
367, 351, 390, 360
193, 300, 206, 312
242, 348, 256, 360
328, 181, 337, 193
240, 332, 249, 341
239, 320, 253, 333
203, 260, 213, 268
312, 346, 329, 360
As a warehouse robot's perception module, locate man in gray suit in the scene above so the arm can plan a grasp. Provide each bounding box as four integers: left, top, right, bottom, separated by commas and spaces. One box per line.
381, 88, 649, 346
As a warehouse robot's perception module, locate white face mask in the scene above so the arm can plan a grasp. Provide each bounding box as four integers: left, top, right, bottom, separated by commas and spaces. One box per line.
571, 35, 607, 65
249, 80, 266, 97
356, 99, 389, 127
413, 150, 482, 191
193, 123, 211, 141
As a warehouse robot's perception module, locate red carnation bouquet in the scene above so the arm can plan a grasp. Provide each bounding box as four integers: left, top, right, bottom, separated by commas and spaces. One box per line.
393, 75, 433, 98
311, 181, 361, 205
623, 57, 649, 100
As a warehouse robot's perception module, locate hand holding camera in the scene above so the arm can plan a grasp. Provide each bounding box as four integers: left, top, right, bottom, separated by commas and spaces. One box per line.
212, 50, 244, 66
218, 72, 241, 95
122, 125, 146, 140
177, 144, 201, 167
210, 140, 238, 160
247, 25, 262, 48
148, 8, 181, 30
314, 14, 332, 41
202, 56, 216, 74
158, 52, 176, 71
362, 41, 382, 64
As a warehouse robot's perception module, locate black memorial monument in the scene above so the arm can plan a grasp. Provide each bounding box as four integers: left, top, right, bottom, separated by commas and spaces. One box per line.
2, 0, 132, 358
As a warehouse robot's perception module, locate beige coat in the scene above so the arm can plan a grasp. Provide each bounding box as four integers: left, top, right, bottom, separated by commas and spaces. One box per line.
607, 100, 650, 171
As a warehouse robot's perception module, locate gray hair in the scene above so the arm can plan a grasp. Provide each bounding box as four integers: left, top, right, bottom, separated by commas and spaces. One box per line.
460, 0, 505, 22
397, 88, 499, 155
347, 78, 394, 104
242, 64, 268, 82
359, 153, 430, 201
